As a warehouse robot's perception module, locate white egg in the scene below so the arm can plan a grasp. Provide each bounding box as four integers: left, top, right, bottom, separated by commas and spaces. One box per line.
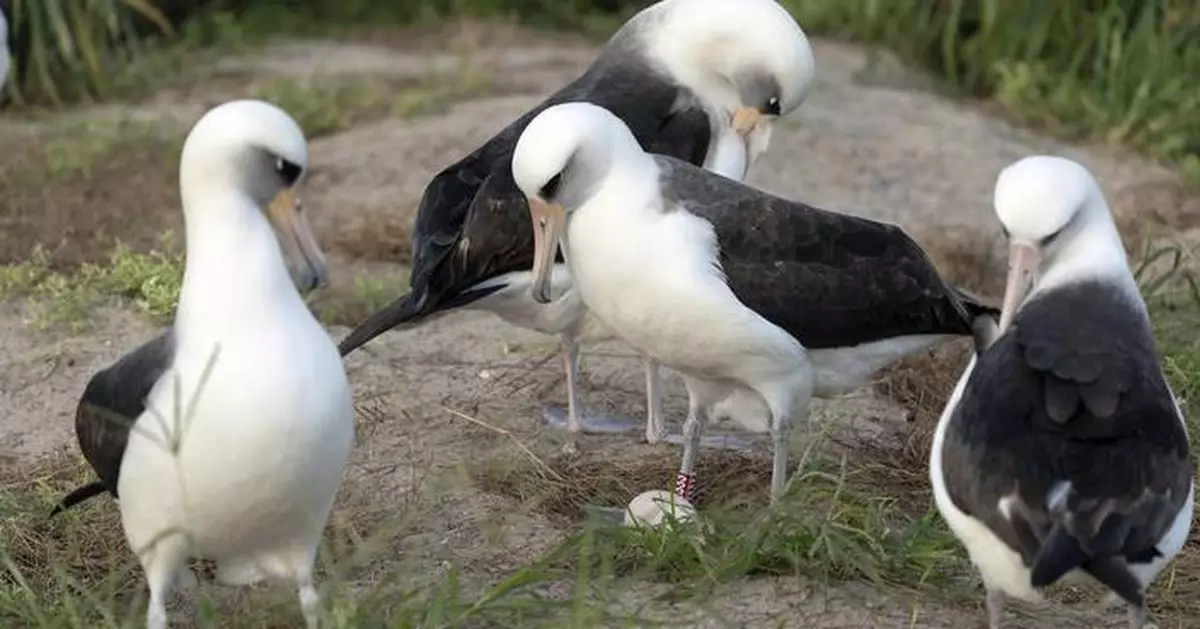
624, 490, 698, 528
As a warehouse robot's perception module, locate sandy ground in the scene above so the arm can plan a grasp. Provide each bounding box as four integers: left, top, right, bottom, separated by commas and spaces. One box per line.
1, 22, 1195, 628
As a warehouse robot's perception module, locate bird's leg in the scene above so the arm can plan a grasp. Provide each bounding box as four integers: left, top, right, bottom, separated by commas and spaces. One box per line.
644, 358, 667, 444
138, 534, 190, 629
298, 572, 321, 629
542, 336, 639, 435
561, 336, 583, 454
1128, 602, 1156, 629
675, 397, 706, 502
768, 405, 790, 503
985, 587, 1005, 629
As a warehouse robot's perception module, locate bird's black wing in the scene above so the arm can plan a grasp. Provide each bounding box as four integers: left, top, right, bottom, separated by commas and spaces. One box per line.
655, 156, 997, 349
53, 331, 175, 514
339, 48, 713, 356
939, 282, 1192, 602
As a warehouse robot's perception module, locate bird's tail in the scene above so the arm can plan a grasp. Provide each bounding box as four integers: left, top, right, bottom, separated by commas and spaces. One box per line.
1029, 484, 1147, 607
49, 482, 107, 517
1031, 524, 1144, 606
337, 283, 506, 357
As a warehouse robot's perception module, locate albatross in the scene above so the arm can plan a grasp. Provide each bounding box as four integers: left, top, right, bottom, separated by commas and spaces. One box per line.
335, 0, 815, 449
49, 100, 355, 629
512, 102, 999, 501
930, 155, 1194, 629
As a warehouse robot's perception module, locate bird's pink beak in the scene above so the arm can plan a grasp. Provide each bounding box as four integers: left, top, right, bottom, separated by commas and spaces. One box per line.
998, 241, 1040, 333
529, 196, 566, 304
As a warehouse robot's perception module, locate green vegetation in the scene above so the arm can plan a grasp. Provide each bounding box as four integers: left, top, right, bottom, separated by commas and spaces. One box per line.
787, 0, 1200, 182
0, 236, 183, 329
6, 1, 1198, 181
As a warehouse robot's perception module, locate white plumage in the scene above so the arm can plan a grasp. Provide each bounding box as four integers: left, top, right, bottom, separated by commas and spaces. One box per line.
112, 101, 354, 629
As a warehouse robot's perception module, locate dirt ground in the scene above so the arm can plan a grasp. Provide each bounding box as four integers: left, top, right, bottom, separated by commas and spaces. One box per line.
1, 22, 1196, 628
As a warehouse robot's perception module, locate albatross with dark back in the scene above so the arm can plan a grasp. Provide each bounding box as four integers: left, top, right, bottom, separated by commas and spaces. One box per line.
336, 0, 818, 447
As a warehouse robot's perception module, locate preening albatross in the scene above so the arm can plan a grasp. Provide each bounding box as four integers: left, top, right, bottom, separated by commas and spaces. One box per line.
335, 0, 815, 448
512, 102, 998, 502
930, 155, 1194, 629
50, 100, 355, 629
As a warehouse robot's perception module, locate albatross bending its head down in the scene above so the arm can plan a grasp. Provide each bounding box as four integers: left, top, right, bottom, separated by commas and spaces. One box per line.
931, 156, 1193, 629
335, 0, 816, 450
52, 100, 355, 629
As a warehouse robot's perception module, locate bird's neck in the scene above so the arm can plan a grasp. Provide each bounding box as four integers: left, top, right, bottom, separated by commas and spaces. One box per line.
176, 188, 305, 335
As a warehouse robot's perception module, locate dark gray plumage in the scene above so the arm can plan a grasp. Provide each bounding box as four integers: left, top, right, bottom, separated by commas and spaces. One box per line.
939, 279, 1192, 604
51, 331, 175, 515
335, 29, 715, 356
653, 155, 998, 347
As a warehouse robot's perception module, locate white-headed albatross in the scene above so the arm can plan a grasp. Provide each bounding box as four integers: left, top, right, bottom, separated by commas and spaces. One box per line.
334, 0, 815, 450
930, 156, 1194, 629
49, 100, 355, 629
512, 102, 999, 502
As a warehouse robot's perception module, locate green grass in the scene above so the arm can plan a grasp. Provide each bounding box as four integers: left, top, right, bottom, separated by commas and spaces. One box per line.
0, 236, 184, 330
785, 0, 1200, 183
244, 68, 494, 140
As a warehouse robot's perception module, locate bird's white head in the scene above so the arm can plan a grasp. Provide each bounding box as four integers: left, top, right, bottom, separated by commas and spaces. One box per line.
634, 0, 814, 169
512, 102, 644, 305
992, 155, 1127, 332
179, 99, 326, 292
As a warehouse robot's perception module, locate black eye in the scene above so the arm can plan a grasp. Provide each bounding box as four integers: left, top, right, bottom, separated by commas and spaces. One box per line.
276, 158, 303, 186
539, 173, 563, 200
763, 97, 781, 116
1039, 226, 1066, 248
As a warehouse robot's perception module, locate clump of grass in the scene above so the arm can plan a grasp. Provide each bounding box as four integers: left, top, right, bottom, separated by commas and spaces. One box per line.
473, 434, 969, 600
4, 0, 174, 106
0, 235, 183, 329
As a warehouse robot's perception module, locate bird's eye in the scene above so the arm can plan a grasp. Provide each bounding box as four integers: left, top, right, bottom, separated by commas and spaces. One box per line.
539, 173, 563, 200
275, 157, 303, 187
764, 97, 781, 116
1039, 226, 1066, 248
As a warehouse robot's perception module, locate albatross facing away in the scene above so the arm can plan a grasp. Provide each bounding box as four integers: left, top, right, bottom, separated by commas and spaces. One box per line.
512, 102, 998, 501
931, 156, 1194, 629
335, 0, 814, 449
50, 101, 355, 629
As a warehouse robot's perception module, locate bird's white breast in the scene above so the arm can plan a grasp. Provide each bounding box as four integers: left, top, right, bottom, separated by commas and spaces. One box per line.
118, 310, 354, 559
565, 192, 803, 385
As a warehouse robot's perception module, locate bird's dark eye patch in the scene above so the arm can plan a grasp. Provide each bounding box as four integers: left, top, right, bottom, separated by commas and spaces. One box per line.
1039, 226, 1066, 248
763, 96, 781, 116
276, 158, 303, 187
539, 173, 563, 200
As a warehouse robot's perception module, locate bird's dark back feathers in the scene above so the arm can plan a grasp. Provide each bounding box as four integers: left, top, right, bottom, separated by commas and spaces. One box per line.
940, 281, 1192, 603
337, 40, 715, 357
654, 155, 997, 348
53, 331, 175, 514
